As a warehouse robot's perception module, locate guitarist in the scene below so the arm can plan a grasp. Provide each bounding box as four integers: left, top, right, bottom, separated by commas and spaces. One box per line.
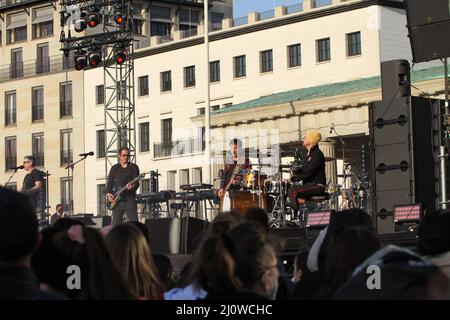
106, 147, 140, 225
218, 138, 251, 198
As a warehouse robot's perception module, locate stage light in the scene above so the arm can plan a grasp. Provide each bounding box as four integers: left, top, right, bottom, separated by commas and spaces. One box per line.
394, 203, 422, 224
74, 14, 87, 33
88, 50, 101, 67
114, 11, 124, 25
113, 48, 126, 64
88, 12, 101, 28
74, 52, 87, 71
305, 210, 334, 229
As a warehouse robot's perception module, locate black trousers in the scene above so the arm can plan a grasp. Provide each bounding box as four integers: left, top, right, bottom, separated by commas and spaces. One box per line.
112, 196, 138, 225
288, 183, 325, 218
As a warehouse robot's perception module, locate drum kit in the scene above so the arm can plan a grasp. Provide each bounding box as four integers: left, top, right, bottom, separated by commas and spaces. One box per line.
219, 155, 370, 228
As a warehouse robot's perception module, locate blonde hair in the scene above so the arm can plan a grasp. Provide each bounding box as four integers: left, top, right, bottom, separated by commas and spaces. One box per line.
106, 224, 162, 299
304, 131, 322, 146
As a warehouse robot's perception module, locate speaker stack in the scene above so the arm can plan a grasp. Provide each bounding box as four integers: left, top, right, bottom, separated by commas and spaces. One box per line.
370, 60, 444, 234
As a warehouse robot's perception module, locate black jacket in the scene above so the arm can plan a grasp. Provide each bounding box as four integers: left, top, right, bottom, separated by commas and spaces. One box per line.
0, 266, 65, 300
106, 163, 140, 198
291, 146, 326, 185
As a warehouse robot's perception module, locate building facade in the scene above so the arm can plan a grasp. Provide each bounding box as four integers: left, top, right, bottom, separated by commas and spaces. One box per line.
83, 0, 441, 223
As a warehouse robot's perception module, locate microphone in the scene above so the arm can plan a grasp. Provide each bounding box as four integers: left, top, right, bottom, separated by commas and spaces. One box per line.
79, 151, 94, 157
330, 123, 334, 134
12, 165, 24, 170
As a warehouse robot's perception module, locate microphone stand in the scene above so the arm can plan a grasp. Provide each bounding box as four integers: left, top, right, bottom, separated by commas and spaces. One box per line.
331, 126, 347, 206
65, 154, 89, 215
3, 167, 20, 187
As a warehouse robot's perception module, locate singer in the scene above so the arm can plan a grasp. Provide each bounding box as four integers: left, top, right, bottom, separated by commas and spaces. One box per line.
22, 155, 44, 212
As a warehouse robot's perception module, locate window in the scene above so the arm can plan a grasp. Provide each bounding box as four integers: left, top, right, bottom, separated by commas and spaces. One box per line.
151, 6, 172, 37
60, 129, 73, 166
133, 19, 144, 35
5, 136, 16, 172
162, 118, 172, 146
184, 66, 196, 88
167, 170, 176, 191
32, 87, 44, 122
210, 60, 220, 83
97, 184, 106, 215
6, 12, 27, 44
234, 55, 246, 78
63, 51, 75, 69
61, 177, 73, 212
317, 38, 331, 62
211, 105, 220, 111
260, 49, 273, 73
347, 31, 361, 57
210, 12, 224, 30
11, 48, 23, 79
32, 133, 44, 167
96, 85, 104, 104
288, 44, 301, 68
5, 91, 16, 126
224, 103, 233, 108
138, 76, 149, 96
161, 71, 172, 92
96, 130, 105, 158
36, 43, 50, 74
179, 9, 199, 37
140, 179, 150, 194
60, 81, 72, 117
139, 122, 150, 152
32, 6, 53, 39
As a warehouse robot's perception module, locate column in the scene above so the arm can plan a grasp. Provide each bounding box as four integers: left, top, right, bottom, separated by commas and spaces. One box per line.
320, 141, 337, 186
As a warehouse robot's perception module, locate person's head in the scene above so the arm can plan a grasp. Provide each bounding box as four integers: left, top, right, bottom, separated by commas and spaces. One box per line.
318, 209, 372, 269
229, 138, 243, 157
208, 211, 242, 235
55, 204, 63, 215
106, 224, 162, 299
153, 254, 174, 290
126, 221, 150, 244
118, 146, 131, 164
54, 224, 136, 300
418, 210, 450, 256
31, 227, 78, 298
318, 226, 381, 299
23, 155, 36, 171
302, 131, 322, 149
244, 207, 270, 233
191, 222, 279, 299
294, 250, 310, 283
0, 187, 39, 267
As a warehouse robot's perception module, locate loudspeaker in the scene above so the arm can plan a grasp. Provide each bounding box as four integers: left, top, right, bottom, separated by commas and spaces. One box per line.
146, 217, 209, 254
91, 216, 111, 228
381, 60, 411, 101
369, 96, 443, 234
406, 0, 450, 63
70, 214, 96, 226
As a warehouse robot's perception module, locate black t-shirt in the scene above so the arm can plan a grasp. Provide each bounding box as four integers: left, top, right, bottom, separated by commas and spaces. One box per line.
106, 163, 140, 198
291, 146, 326, 185
22, 169, 44, 207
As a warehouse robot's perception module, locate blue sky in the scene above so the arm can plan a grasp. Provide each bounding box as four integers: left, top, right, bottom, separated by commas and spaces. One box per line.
233, 0, 302, 18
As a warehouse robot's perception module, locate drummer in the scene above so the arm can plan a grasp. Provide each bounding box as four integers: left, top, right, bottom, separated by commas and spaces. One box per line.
218, 138, 252, 198
288, 131, 327, 221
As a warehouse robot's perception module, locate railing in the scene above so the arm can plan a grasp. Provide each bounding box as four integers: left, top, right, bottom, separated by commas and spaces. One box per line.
0, 55, 75, 83
32, 104, 44, 122
154, 137, 205, 158
0, 0, 32, 8
233, 16, 248, 27
5, 156, 17, 172
286, 2, 304, 14
34, 153, 44, 167
60, 150, 73, 166
180, 28, 198, 39
36, 57, 50, 75
160, 35, 174, 43
313, 0, 333, 8
260, 9, 275, 21
209, 22, 222, 32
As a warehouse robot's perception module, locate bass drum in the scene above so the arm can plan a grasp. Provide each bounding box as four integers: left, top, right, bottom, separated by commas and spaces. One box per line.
219, 190, 266, 214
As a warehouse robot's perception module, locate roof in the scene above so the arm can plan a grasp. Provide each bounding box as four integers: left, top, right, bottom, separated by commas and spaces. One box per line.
213, 64, 447, 115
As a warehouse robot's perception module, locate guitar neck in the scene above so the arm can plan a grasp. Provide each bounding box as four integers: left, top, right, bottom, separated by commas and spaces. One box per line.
114, 175, 143, 197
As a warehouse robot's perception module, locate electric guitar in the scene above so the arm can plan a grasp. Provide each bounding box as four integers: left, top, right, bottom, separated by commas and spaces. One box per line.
107, 173, 146, 210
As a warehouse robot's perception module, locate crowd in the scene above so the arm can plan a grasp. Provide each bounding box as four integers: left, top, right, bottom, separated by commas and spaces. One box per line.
1, 186, 450, 300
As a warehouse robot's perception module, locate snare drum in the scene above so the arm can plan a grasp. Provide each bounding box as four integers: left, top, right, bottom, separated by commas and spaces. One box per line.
219, 190, 267, 213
